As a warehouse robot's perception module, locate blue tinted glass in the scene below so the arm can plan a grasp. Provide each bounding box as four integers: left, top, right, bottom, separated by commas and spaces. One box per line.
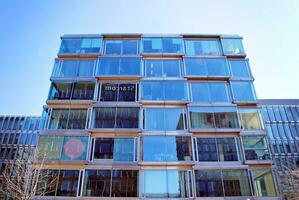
59, 38, 101, 54
113, 138, 134, 161
191, 83, 209, 102
221, 38, 245, 55
141, 82, 164, 101
164, 81, 188, 101
123, 40, 138, 55
78, 60, 95, 77
185, 40, 221, 55
209, 83, 230, 102
145, 60, 163, 77
163, 60, 181, 77
145, 108, 164, 130
229, 60, 251, 78
105, 40, 122, 54
190, 107, 215, 129
205, 58, 229, 76
142, 38, 162, 53
231, 81, 256, 101
59, 39, 81, 54
61, 136, 88, 160
144, 170, 167, 198
98, 58, 120, 75
81, 38, 101, 53
162, 38, 183, 54
31, 134, 38, 145
60, 60, 78, 77
143, 136, 177, 161
184, 58, 207, 76
120, 58, 141, 75
164, 108, 185, 130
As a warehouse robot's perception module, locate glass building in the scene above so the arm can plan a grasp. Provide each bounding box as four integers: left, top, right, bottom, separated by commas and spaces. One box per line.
259, 99, 299, 196
35, 34, 279, 199
0, 115, 40, 198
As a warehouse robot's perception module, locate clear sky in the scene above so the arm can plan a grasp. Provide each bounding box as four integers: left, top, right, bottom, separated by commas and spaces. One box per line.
0, 0, 298, 115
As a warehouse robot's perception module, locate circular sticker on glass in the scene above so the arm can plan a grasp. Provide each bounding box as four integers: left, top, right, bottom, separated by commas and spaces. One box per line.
63, 139, 84, 159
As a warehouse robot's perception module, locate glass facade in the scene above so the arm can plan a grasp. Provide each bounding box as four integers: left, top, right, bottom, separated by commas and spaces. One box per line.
33, 34, 278, 199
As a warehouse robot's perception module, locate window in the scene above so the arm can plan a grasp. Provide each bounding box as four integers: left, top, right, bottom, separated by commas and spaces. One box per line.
104, 39, 138, 55
37, 135, 88, 161
99, 83, 138, 102
239, 109, 263, 130
59, 37, 102, 54
195, 170, 223, 197
141, 81, 188, 101
252, 169, 277, 196
142, 170, 191, 198
221, 38, 245, 55
142, 136, 192, 161
229, 59, 252, 78
222, 170, 251, 196
93, 137, 136, 162
38, 170, 80, 197
185, 39, 221, 55
97, 57, 141, 76
142, 37, 183, 54
51, 59, 96, 78
195, 137, 239, 162
231, 81, 256, 102
48, 82, 95, 100
189, 107, 239, 129
83, 170, 138, 197
190, 82, 230, 103
92, 107, 139, 129
144, 108, 185, 131
144, 59, 181, 77
48, 109, 87, 130
184, 58, 229, 76
242, 136, 270, 160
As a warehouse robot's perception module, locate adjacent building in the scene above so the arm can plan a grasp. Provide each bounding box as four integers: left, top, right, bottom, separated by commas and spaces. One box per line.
35, 34, 279, 199
259, 99, 299, 195
0, 115, 40, 198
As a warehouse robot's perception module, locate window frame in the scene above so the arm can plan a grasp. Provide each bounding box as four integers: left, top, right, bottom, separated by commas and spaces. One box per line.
104, 39, 139, 55
184, 38, 222, 56
143, 58, 183, 78
58, 37, 103, 55
141, 37, 184, 55
220, 37, 246, 56
228, 58, 253, 80
230, 81, 257, 102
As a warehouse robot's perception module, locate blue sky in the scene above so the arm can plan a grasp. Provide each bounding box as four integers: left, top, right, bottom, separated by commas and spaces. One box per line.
0, 0, 298, 115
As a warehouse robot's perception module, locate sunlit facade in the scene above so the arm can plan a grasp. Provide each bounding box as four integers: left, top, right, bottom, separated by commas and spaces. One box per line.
36, 34, 279, 199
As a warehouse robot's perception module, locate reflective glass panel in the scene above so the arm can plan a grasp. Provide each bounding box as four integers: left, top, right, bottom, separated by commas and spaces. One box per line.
195, 170, 223, 197
185, 39, 221, 55
231, 81, 256, 102
105, 40, 122, 54
213, 107, 239, 129
113, 138, 134, 161
162, 38, 183, 54
49, 109, 69, 129
216, 138, 238, 161
221, 38, 245, 55
72, 82, 94, 100
239, 109, 263, 130
145, 60, 181, 77
252, 169, 276, 196
190, 107, 215, 129
59, 38, 101, 54
242, 136, 270, 160
56, 170, 79, 197
184, 58, 207, 76
229, 60, 251, 78
48, 83, 72, 100
66, 109, 87, 129
164, 81, 188, 101
111, 170, 138, 197
116, 107, 139, 128
222, 170, 251, 196
77, 60, 95, 77
205, 58, 229, 76
197, 138, 218, 161
83, 170, 111, 196
92, 107, 116, 128
142, 38, 162, 53
61, 136, 88, 160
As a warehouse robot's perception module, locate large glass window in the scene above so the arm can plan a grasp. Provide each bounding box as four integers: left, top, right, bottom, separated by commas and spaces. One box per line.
144, 59, 181, 77
229, 59, 252, 78
97, 57, 141, 76
142, 37, 183, 54
59, 37, 102, 54
222, 170, 251, 196
92, 107, 139, 129
52, 59, 96, 78
99, 83, 137, 102
185, 39, 221, 55
189, 107, 239, 129
231, 81, 256, 102
195, 170, 223, 197
142, 136, 192, 161
144, 108, 185, 131
196, 137, 239, 162
239, 108, 264, 130
37, 135, 88, 161
221, 38, 245, 55
48, 109, 87, 130
48, 82, 95, 100
141, 81, 188, 101
104, 39, 138, 55
252, 169, 277, 196
83, 170, 138, 197
184, 58, 229, 77
242, 136, 270, 161
93, 137, 135, 162
142, 170, 190, 198
190, 82, 230, 103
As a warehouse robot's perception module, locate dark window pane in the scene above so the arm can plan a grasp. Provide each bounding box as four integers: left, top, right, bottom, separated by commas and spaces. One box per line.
94, 138, 114, 159
100, 83, 118, 101
197, 138, 218, 161
216, 138, 238, 161
93, 107, 116, 128
48, 83, 72, 100
195, 170, 223, 197
56, 170, 79, 197
243, 136, 270, 161
111, 170, 138, 197
67, 109, 87, 129
72, 82, 94, 100
118, 83, 136, 101
49, 109, 69, 129
37, 170, 59, 196
83, 170, 111, 197
116, 107, 139, 128
100, 83, 136, 101
222, 170, 251, 196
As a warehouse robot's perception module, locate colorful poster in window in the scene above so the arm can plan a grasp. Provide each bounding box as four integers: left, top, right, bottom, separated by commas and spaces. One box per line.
61, 136, 88, 160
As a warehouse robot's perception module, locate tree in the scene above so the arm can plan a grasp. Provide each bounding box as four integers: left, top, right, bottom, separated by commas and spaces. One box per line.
0, 149, 57, 200
281, 165, 299, 200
